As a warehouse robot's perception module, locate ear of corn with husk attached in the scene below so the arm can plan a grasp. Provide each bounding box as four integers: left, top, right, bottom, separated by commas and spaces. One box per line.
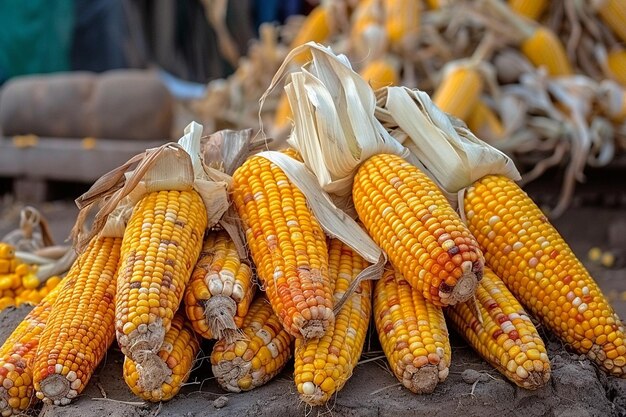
353, 153, 484, 306
294, 239, 371, 405
464, 175, 626, 377
232, 154, 334, 339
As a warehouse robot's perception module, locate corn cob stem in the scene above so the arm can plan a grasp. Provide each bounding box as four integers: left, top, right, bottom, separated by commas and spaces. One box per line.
464, 175, 626, 377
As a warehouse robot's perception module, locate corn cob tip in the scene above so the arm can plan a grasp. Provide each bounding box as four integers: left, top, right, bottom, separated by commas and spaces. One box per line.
408, 365, 441, 394
119, 318, 167, 362
212, 357, 253, 393
587, 328, 626, 378
135, 353, 173, 392
37, 374, 72, 405
204, 295, 240, 344
299, 320, 326, 340
441, 260, 483, 305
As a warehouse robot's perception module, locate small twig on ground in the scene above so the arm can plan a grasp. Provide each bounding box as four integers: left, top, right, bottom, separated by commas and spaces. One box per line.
369, 382, 401, 395
96, 382, 107, 399
91, 398, 146, 407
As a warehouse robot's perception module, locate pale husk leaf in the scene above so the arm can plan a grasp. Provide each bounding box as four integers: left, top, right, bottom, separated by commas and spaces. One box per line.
261, 42, 410, 198
376, 86, 521, 193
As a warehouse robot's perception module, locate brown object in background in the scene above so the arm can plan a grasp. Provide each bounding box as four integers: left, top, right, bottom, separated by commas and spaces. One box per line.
0, 70, 173, 140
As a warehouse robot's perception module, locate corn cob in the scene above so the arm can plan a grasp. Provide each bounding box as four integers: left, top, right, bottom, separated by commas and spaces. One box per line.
607, 49, 626, 87
294, 239, 371, 405
232, 155, 334, 339
466, 99, 505, 143
464, 175, 626, 377
507, 0, 547, 20
116, 189, 207, 361
123, 312, 200, 402
374, 267, 451, 393
520, 26, 573, 76
359, 58, 399, 90
353, 154, 484, 306
384, 0, 420, 52
33, 236, 121, 405
0, 277, 64, 416
290, 6, 331, 64
447, 267, 551, 389
597, 0, 626, 44
184, 229, 255, 342
211, 296, 294, 392
433, 66, 484, 121
273, 93, 292, 133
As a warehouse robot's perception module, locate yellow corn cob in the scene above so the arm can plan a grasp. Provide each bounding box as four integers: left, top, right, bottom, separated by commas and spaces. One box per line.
508, 0, 547, 20
353, 154, 484, 306
290, 6, 331, 64
447, 267, 551, 389
116, 190, 207, 361
520, 26, 573, 76
359, 58, 399, 90
433, 66, 484, 121
273, 93, 292, 133
0, 277, 63, 416
33, 236, 121, 405
424, 0, 444, 9
184, 229, 255, 342
464, 175, 626, 377
123, 313, 200, 402
384, 0, 420, 51
232, 155, 334, 339
0, 244, 14, 260
607, 49, 626, 87
597, 0, 626, 44
211, 297, 294, 392
0, 261, 9, 275
350, 0, 382, 42
294, 239, 371, 405
467, 100, 505, 143
374, 267, 451, 393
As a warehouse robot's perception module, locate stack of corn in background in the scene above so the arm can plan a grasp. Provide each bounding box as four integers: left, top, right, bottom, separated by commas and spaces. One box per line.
0, 1, 626, 415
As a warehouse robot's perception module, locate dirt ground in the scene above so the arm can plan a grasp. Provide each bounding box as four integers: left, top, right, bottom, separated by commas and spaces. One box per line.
0, 198, 625, 417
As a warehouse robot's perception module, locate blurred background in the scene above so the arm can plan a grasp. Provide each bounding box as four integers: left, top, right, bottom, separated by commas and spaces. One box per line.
0, 0, 624, 317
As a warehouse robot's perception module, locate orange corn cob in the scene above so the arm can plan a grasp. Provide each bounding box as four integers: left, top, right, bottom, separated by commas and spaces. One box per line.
33, 236, 121, 405
597, 0, 626, 44
211, 296, 294, 392
467, 100, 506, 143
520, 26, 573, 76
374, 267, 451, 393
184, 229, 255, 342
464, 175, 626, 377
447, 267, 551, 389
290, 6, 332, 64
359, 58, 399, 90
0, 278, 64, 416
384, 0, 421, 52
232, 155, 334, 339
294, 239, 371, 405
508, 0, 547, 20
123, 313, 200, 402
353, 154, 484, 306
607, 49, 626, 87
116, 190, 207, 361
